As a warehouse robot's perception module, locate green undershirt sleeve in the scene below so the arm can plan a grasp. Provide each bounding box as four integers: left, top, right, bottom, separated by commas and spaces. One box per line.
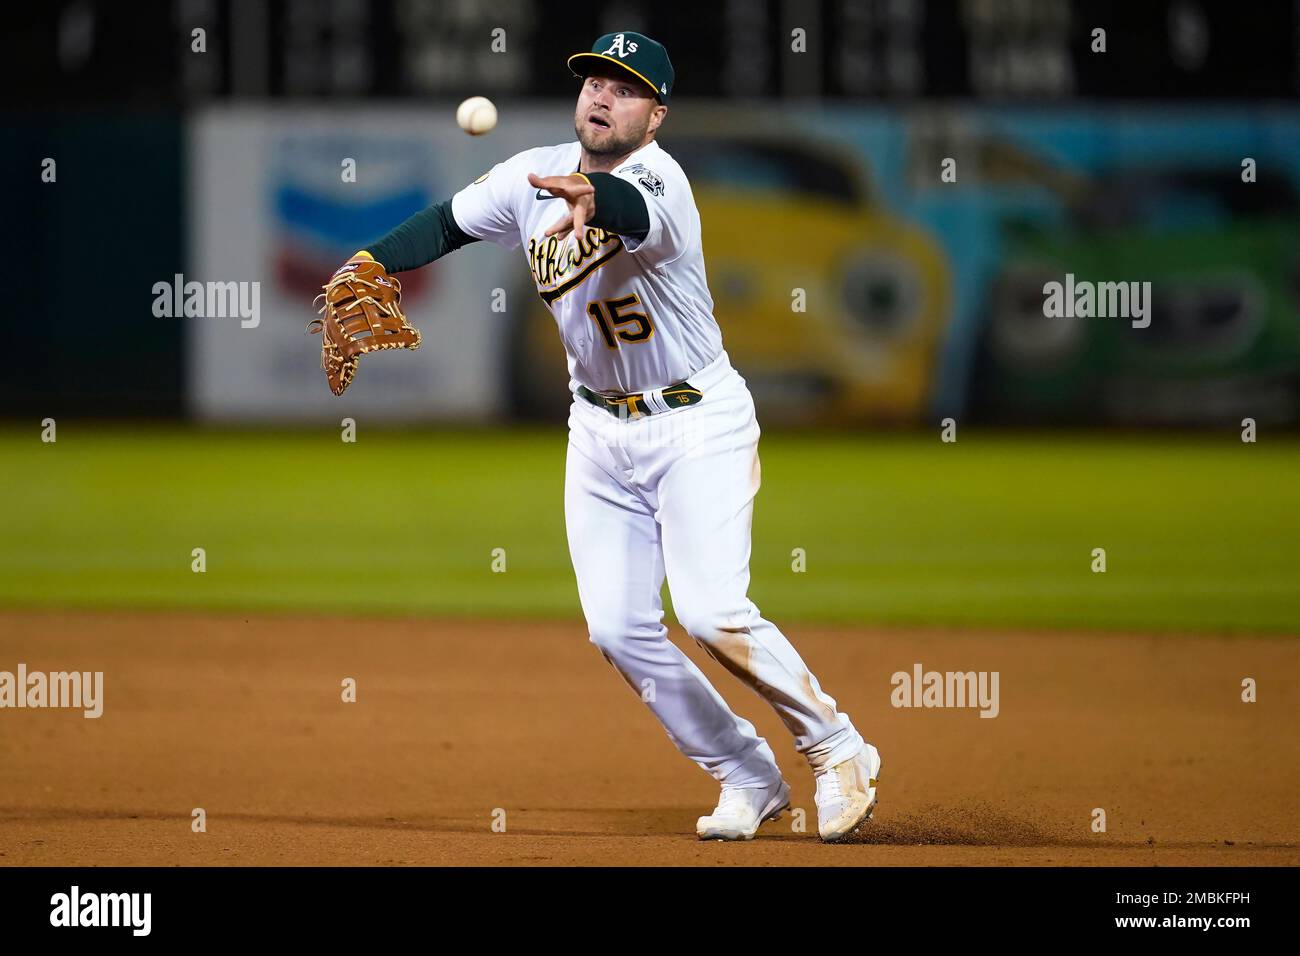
585, 172, 650, 242
365, 200, 478, 273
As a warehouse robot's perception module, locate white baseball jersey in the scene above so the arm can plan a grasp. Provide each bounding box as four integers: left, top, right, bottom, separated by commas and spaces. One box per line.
450, 139, 723, 395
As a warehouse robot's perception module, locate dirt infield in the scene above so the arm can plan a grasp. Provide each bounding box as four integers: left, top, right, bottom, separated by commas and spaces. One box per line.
0, 610, 1296, 866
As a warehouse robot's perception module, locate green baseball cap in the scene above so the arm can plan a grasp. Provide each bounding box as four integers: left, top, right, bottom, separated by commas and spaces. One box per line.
567, 32, 674, 103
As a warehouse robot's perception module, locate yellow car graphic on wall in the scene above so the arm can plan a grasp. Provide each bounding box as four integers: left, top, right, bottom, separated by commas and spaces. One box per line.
506, 137, 951, 425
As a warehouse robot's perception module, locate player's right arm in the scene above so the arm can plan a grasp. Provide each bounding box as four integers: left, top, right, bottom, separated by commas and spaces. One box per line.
606, 159, 695, 270
527, 172, 651, 246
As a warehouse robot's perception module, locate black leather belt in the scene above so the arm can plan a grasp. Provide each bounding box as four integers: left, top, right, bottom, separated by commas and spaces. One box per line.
576, 381, 704, 418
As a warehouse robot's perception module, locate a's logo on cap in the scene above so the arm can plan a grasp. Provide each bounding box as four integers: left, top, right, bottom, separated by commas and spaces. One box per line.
602, 33, 638, 58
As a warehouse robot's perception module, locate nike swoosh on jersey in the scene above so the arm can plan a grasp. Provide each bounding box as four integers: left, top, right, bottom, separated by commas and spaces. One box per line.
535, 190, 560, 200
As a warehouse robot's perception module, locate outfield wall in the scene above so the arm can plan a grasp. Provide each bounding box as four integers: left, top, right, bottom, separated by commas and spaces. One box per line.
13, 104, 1300, 427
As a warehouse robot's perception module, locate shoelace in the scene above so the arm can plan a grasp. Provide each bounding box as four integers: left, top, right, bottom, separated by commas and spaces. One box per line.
816, 767, 845, 805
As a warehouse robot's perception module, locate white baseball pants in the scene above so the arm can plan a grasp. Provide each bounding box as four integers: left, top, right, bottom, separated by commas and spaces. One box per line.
565, 351, 865, 787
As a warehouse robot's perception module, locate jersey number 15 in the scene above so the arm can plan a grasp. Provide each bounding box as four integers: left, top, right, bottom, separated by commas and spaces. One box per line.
587, 294, 655, 349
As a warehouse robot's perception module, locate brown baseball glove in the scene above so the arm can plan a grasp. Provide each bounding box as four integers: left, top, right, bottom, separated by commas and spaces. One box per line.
307, 255, 422, 396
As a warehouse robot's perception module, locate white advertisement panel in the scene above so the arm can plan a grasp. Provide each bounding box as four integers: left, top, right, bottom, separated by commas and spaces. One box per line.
186, 103, 570, 421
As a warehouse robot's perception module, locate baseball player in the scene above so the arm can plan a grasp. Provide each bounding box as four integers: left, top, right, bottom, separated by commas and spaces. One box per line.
322, 32, 880, 842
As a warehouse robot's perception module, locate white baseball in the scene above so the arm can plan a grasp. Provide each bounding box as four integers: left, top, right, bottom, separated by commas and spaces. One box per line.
456, 96, 498, 136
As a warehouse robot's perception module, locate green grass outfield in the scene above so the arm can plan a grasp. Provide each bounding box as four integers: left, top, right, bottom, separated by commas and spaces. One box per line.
1, 425, 1296, 634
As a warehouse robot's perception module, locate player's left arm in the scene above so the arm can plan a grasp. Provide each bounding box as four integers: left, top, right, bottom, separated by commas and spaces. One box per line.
358, 200, 480, 273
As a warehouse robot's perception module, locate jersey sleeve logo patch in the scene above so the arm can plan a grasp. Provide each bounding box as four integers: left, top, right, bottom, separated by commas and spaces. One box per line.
620, 164, 665, 197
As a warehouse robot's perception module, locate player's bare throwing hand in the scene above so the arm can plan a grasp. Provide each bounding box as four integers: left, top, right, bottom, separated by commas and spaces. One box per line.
527, 173, 595, 242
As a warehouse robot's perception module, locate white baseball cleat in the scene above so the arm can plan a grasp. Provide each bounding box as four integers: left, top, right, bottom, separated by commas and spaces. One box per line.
696, 778, 792, 841
814, 743, 882, 842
